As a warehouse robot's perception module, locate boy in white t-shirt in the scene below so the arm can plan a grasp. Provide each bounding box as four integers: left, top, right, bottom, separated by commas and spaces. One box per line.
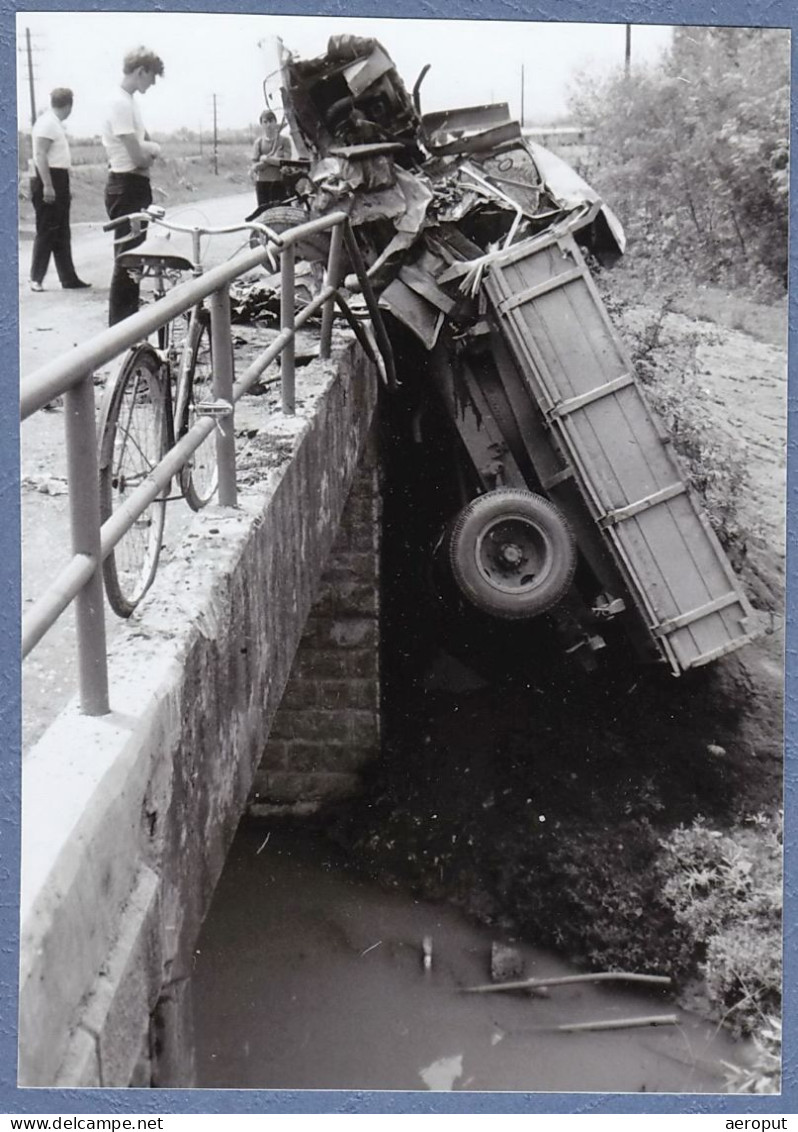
101, 46, 164, 325
29, 87, 90, 291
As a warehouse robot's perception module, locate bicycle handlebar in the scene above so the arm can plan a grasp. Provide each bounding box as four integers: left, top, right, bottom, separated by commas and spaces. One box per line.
102, 208, 278, 241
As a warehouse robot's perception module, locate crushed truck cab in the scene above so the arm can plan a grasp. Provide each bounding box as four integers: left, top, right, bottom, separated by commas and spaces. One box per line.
269, 34, 758, 674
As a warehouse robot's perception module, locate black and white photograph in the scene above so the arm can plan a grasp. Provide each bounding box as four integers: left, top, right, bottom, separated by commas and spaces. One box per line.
15, 9, 788, 1100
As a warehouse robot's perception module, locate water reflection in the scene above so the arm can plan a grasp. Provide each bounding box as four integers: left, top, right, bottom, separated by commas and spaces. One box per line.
193, 822, 748, 1093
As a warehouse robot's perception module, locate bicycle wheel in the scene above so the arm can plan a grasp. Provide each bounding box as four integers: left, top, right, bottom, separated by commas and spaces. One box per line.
97, 344, 167, 617
176, 310, 218, 511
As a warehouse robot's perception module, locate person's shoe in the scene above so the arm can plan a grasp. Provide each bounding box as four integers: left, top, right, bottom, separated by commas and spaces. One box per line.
29, 281, 44, 292
62, 279, 91, 289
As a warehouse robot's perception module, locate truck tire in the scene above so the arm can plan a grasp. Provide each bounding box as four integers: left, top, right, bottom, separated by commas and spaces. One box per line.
249, 205, 330, 264
447, 489, 577, 620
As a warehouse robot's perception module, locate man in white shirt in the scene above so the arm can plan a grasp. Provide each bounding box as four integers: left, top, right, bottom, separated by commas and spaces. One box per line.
101, 47, 164, 325
29, 87, 90, 292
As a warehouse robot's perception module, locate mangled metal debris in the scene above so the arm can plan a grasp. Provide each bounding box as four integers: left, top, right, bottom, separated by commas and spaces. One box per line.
272, 36, 623, 351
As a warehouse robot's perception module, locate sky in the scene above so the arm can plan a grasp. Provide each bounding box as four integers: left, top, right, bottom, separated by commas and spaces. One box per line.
16, 11, 674, 138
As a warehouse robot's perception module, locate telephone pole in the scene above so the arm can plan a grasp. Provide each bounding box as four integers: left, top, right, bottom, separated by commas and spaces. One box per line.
625, 24, 632, 75
25, 27, 37, 126
520, 64, 525, 127
212, 93, 218, 175
19, 26, 42, 170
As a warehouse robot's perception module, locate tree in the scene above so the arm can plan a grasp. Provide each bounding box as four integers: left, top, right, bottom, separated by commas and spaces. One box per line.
568, 26, 789, 292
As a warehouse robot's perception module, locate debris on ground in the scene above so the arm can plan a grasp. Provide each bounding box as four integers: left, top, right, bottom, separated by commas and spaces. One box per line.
490, 941, 524, 983
230, 262, 324, 323
22, 474, 69, 495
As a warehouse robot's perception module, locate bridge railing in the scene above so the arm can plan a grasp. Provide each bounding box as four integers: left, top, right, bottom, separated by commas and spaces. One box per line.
20, 211, 395, 718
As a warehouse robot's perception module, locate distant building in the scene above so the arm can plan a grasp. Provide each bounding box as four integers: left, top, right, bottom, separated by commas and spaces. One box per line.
521, 125, 596, 170
521, 125, 594, 147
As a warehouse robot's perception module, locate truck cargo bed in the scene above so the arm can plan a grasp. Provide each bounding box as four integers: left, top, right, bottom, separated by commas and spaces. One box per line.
483, 230, 757, 674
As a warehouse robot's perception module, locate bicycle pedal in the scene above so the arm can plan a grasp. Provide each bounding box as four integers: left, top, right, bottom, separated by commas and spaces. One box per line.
195, 398, 233, 418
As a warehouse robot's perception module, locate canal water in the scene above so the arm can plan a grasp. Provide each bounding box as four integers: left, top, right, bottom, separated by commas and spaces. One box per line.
192, 822, 747, 1093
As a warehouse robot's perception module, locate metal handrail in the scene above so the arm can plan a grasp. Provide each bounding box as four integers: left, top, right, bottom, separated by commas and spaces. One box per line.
21, 210, 396, 717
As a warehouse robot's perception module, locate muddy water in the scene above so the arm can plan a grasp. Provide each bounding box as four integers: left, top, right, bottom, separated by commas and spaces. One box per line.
193, 823, 745, 1093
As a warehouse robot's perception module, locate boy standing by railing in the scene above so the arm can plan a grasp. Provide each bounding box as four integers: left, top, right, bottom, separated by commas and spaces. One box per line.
101, 46, 164, 325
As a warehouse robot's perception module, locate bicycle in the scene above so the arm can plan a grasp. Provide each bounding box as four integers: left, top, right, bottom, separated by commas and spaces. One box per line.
97, 206, 271, 617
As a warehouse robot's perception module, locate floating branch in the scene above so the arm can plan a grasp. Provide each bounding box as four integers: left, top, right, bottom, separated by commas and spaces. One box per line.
461, 972, 672, 994
555, 1014, 679, 1033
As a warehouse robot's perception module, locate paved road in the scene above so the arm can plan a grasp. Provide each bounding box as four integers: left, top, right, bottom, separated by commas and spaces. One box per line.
20, 190, 256, 379
21, 190, 258, 750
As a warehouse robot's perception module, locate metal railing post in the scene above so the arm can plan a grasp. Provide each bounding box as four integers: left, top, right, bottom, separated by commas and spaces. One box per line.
280, 242, 296, 415
208, 285, 237, 507
64, 374, 109, 715
320, 223, 344, 360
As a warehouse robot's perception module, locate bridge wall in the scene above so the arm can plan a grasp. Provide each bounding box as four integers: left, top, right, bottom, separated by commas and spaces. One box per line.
19, 336, 379, 1088
250, 427, 381, 815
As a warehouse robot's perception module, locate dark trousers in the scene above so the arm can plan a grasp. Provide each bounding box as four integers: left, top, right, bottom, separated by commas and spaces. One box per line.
105, 171, 153, 326
30, 168, 82, 286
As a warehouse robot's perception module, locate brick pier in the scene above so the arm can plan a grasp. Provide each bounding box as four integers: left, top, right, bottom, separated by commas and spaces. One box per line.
251, 426, 381, 813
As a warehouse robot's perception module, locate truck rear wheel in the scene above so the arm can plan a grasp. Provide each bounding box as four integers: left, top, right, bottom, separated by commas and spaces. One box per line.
447, 489, 577, 620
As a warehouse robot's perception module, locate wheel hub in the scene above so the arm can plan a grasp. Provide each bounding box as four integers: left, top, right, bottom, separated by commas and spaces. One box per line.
477, 515, 548, 593
497, 541, 524, 567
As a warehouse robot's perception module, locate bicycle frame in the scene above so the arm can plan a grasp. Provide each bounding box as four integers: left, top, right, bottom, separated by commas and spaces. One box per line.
115, 262, 195, 501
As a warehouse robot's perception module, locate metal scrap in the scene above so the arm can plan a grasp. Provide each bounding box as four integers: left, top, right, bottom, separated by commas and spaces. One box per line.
271, 34, 626, 350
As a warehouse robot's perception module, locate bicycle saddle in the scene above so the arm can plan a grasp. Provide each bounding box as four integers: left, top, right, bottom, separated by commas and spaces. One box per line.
116, 232, 194, 272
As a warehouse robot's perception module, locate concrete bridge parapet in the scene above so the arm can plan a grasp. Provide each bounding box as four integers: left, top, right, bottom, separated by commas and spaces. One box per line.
19, 334, 380, 1087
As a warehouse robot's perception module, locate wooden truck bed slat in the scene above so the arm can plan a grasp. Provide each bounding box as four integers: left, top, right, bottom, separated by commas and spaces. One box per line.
483, 232, 755, 673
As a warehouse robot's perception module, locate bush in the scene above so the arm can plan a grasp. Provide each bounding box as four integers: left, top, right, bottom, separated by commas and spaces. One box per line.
656, 815, 782, 1037
569, 27, 789, 297
722, 1016, 781, 1094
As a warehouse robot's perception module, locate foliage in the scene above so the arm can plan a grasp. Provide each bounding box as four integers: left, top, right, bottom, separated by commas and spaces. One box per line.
569, 27, 789, 295
656, 815, 782, 1039
723, 1016, 781, 1094
501, 818, 698, 978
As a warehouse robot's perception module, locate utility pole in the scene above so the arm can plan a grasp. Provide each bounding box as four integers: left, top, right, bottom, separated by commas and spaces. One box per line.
520, 64, 525, 127
25, 27, 37, 127
198, 120, 203, 157
19, 26, 42, 171
625, 24, 632, 75
212, 93, 218, 175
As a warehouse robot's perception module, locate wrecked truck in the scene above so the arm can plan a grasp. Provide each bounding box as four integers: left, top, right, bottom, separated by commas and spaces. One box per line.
263, 35, 758, 675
